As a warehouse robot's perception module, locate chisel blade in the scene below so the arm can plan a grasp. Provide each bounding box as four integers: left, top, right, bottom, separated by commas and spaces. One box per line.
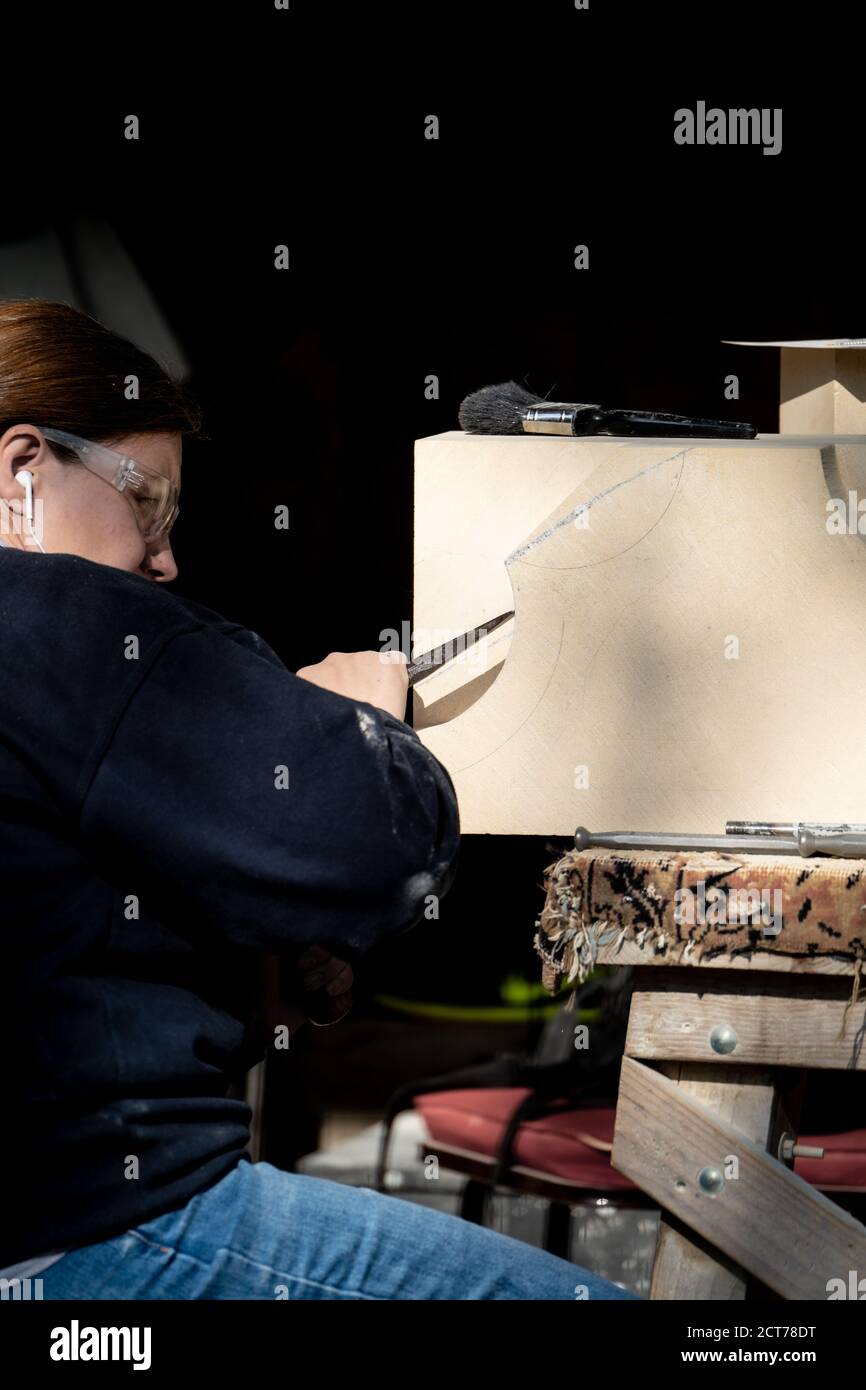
407, 611, 514, 685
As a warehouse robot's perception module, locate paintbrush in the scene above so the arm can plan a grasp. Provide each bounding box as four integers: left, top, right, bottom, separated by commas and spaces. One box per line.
459, 380, 755, 439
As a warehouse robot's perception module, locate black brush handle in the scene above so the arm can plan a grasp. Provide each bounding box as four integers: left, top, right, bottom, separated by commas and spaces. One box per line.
574, 409, 755, 439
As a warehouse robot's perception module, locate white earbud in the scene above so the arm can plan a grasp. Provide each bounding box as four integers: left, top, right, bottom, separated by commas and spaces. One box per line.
16, 469, 44, 552
18, 470, 34, 523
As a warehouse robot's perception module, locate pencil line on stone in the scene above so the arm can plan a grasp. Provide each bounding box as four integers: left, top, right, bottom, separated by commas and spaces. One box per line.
505, 447, 693, 566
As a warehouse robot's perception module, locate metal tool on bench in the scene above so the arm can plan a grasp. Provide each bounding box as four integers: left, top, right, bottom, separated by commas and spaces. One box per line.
573, 825, 866, 858
406, 610, 514, 685
726, 819, 866, 839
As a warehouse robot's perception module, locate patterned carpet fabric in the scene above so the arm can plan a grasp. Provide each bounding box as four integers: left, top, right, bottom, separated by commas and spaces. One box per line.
534, 847, 866, 993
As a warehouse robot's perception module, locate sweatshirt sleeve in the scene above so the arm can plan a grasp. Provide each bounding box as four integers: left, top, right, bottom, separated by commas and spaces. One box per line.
78, 625, 461, 959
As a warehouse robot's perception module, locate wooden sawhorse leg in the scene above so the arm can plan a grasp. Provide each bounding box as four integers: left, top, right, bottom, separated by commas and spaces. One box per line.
610, 967, 866, 1300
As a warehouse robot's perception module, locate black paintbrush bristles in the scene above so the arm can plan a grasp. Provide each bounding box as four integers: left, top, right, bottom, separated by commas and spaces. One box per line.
458, 380, 544, 434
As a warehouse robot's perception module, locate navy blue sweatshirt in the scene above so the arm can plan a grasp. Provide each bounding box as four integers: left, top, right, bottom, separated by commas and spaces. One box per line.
0, 546, 460, 1265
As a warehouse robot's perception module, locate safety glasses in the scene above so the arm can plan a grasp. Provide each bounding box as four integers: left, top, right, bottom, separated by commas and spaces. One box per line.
40, 426, 180, 543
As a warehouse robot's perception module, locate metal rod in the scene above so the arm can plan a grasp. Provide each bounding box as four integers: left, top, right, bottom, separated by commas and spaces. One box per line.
726, 820, 866, 838
573, 827, 866, 858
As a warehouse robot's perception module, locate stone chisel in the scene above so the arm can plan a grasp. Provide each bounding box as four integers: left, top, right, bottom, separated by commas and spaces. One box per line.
573, 826, 866, 858
406, 611, 514, 686
726, 819, 866, 838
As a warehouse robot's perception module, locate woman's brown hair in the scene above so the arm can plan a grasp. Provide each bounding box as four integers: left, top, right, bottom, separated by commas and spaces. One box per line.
0, 298, 203, 459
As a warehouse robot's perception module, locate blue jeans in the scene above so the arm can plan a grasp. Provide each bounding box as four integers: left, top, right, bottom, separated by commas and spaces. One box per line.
41, 1157, 639, 1300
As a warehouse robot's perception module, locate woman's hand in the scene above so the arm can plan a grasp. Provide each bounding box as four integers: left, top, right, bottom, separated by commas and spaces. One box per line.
295, 649, 409, 720
257, 947, 355, 1041
294, 944, 354, 1025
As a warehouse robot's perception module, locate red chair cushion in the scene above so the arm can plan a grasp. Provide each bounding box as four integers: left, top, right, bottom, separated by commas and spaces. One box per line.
414, 1089, 637, 1191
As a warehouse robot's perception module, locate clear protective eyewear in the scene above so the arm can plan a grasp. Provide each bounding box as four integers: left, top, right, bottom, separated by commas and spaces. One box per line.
39, 426, 180, 543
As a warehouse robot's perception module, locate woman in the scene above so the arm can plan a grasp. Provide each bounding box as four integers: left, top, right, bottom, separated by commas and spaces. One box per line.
0, 298, 636, 1300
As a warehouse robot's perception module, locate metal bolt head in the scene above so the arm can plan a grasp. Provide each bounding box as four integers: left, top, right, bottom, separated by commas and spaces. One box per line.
709, 1023, 738, 1055
697, 1166, 725, 1195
